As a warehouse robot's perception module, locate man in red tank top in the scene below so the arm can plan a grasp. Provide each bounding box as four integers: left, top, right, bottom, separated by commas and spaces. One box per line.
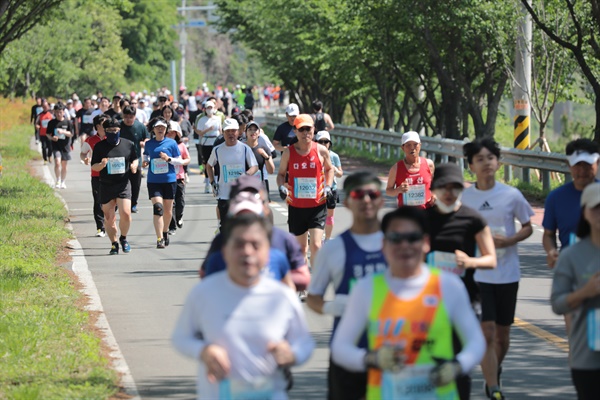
386, 131, 435, 209
277, 114, 334, 264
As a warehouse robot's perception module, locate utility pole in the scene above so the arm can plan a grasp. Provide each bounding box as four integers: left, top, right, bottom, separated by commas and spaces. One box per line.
513, 0, 532, 183
180, 0, 187, 90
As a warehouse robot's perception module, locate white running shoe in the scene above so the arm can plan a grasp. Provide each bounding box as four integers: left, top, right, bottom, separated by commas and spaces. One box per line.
55, 180, 61, 188
96, 229, 106, 237
204, 184, 211, 194
60, 182, 67, 189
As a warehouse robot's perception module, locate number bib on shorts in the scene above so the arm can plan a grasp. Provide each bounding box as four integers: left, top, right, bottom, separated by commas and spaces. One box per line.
294, 177, 317, 199
223, 163, 244, 183
107, 157, 126, 174
427, 251, 465, 277
587, 309, 600, 351
403, 184, 426, 206
219, 377, 274, 400
382, 365, 437, 400
151, 158, 169, 174
82, 115, 93, 124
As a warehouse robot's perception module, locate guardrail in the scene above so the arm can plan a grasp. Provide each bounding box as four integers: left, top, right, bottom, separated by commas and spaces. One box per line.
264, 113, 571, 190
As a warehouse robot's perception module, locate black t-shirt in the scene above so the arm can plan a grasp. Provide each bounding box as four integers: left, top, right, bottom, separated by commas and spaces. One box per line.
104, 108, 123, 121
426, 205, 487, 302
120, 120, 149, 158
46, 119, 73, 152
149, 109, 162, 121
31, 104, 43, 123
91, 139, 137, 184
76, 108, 95, 134
312, 112, 327, 131
273, 121, 297, 148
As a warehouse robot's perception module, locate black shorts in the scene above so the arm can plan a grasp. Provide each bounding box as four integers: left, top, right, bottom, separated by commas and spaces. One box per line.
147, 182, 177, 200
288, 204, 327, 236
328, 357, 366, 400
326, 189, 339, 210
100, 180, 131, 204
479, 281, 519, 326
52, 149, 72, 161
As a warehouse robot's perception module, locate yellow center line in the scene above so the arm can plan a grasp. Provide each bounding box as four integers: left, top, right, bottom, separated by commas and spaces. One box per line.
514, 317, 569, 352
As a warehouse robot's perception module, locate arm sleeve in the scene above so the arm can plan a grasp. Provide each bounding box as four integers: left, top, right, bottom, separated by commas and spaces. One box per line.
551, 249, 576, 315
442, 274, 486, 373
171, 286, 207, 360
284, 291, 315, 366
330, 277, 371, 371
168, 157, 186, 166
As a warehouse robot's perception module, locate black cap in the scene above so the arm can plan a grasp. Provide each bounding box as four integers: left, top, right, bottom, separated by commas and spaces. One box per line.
229, 174, 263, 199
158, 96, 168, 102
431, 163, 464, 189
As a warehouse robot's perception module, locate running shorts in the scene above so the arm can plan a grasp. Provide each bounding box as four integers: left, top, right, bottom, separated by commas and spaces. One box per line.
288, 204, 327, 236
479, 281, 519, 326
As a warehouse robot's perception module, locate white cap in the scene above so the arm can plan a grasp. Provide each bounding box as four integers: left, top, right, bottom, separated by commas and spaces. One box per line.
315, 131, 331, 142
66, 99, 73, 104
401, 131, 421, 145
91, 95, 98, 100
228, 192, 264, 216
285, 103, 299, 116
223, 118, 240, 131
581, 182, 600, 209
204, 100, 215, 109
168, 121, 182, 138
567, 150, 600, 166
154, 120, 168, 128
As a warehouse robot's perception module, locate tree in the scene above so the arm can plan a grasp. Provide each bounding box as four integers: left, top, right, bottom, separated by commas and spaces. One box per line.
0, 0, 62, 55
522, 0, 600, 143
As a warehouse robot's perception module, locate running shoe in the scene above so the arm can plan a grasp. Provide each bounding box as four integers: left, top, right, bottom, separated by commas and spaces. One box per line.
297, 290, 308, 301
168, 229, 176, 236
204, 184, 210, 194
163, 232, 170, 247
109, 242, 119, 255
60, 182, 67, 189
157, 238, 165, 249
55, 180, 61, 188
96, 229, 106, 237
490, 390, 505, 400
120, 239, 131, 253
485, 365, 504, 397
177, 219, 184, 229
131, 205, 138, 213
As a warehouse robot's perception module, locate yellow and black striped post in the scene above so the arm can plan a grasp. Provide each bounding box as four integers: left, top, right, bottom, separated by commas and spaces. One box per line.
514, 113, 530, 150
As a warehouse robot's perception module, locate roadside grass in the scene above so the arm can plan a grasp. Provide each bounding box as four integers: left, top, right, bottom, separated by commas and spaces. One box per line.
0, 98, 119, 399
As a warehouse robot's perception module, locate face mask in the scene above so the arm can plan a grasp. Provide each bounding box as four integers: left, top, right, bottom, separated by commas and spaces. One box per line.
434, 190, 462, 214
206, 108, 214, 116
105, 130, 120, 145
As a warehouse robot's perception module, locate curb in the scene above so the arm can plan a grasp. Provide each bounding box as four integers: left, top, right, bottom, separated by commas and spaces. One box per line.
37, 141, 141, 399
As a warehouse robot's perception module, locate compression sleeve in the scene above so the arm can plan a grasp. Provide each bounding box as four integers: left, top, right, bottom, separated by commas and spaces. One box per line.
168, 156, 186, 166
171, 284, 207, 360
284, 289, 315, 365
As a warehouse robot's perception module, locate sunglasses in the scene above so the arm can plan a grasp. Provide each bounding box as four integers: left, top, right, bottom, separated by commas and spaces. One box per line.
297, 126, 312, 132
349, 189, 382, 200
385, 231, 424, 244
317, 140, 330, 145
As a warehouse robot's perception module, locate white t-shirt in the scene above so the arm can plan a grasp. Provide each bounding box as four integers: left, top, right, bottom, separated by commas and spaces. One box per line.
188, 96, 198, 112
196, 115, 222, 145
135, 108, 148, 125
331, 267, 485, 374
309, 231, 384, 295
207, 141, 258, 200
172, 272, 314, 400
462, 181, 534, 284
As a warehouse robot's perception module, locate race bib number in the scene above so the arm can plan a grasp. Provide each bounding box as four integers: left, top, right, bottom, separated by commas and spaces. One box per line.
36, 106, 43, 115
569, 233, 579, 246
403, 184, 426, 206
490, 226, 507, 259
427, 251, 465, 277
294, 177, 317, 199
82, 115, 93, 124
382, 365, 437, 400
151, 158, 169, 174
41, 119, 49, 128
219, 377, 274, 400
223, 164, 244, 183
107, 157, 126, 174
588, 309, 600, 351
55, 128, 66, 140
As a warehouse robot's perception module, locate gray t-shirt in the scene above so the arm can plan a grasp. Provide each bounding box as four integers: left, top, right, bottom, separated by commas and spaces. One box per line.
551, 237, 600, 370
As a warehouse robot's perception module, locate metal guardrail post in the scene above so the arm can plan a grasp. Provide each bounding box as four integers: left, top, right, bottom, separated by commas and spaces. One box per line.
542, 170, 551, 191
523, 168, 530, 184
504, 164, 513, 182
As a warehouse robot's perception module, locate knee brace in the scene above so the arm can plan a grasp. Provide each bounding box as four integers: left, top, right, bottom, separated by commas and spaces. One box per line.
153, 202, 164, 216
326, 216, 334, 226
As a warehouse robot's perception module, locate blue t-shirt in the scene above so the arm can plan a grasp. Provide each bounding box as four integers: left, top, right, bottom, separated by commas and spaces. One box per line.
543, 180, 599, 249
204, 248, 291, 281
330, 150, 341, 190
143, 137, 181, 183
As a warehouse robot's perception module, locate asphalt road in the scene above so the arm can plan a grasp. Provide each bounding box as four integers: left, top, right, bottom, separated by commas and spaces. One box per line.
34, 113, 576, 400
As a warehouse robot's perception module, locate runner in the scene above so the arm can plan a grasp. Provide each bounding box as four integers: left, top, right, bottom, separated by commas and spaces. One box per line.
315, 131, 343, 241
331, 206, 486, 400
90, 117, 138, 255
31, 97, 43, 144
206, 118, 258, 227
385, 131, 435, 208
276, 113, 334, 264
142, 117, 184, 249
46, 103, 74, 189
306, 171, 387, 400
461, 138, 534, 400
104, 94, 123, 121
194, 100, 222, 193
135, 98, 150, 125
120, 106, 149, 214
199, 175, 311, 293
426, 163, 497, 399
551, 182, 600, 400
311, 99, 335, 132
165, 121, 190, 235
36, 100, 54, 165
80, 114, 108, 237
75, 97, 95, 145
273, 103, 299, 152
244, 121, 274, 192
172, 213, 314, 400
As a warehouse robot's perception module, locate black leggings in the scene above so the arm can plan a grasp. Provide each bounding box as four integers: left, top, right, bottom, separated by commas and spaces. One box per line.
40, 135, 52, 161
571, 369, 600, 400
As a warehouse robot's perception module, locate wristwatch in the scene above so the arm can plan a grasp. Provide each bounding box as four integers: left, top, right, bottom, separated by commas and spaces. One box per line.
167, 157, 172, 163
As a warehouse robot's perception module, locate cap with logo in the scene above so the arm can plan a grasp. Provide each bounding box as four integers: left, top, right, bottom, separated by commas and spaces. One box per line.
223, 118, 240, 131
567, 150, 600, 166
285, 103, 300, 116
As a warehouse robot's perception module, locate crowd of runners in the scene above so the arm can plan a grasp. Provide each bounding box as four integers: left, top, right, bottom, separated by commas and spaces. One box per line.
32, 86, 599, 399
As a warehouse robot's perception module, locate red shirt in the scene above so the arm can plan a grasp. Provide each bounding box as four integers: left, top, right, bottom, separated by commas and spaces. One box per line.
38, 111, 54, 136
84, 135, 103, 177
287, 142, 325, 208
394, 156, 432, 208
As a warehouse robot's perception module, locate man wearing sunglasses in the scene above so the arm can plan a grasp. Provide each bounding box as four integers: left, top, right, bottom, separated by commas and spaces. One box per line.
276, 114, 334, 265
307, 171, 387, 400
332, 207, 485, 400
